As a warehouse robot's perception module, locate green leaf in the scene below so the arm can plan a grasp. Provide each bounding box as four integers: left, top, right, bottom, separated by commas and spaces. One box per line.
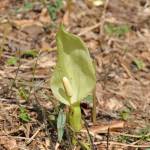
6, 57, 18, 66
120, 109, 130, 121
16, 2, 33, 13
85, 95, 93, 104
104, 23, 130, 37
57, 109, 66, 142
18, 87, 29, 101
80, 141, 91, 150
47, 0, 63, 20
24, 2, 33, 11
51, 26, 96, 106
138, 126, 150, 141
133, 58, 145, 70
21, 50, 38, 58
19, 107, 31, 122
118, 135, 130, 143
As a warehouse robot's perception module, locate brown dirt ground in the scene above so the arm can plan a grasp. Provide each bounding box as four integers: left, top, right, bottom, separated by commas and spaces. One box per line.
0, 0, 150, 150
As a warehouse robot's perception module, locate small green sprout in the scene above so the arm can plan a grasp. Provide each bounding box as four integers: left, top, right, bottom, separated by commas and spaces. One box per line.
133, 58, 145, 70
118, 135, 130, 143
19, 107, 31, 122
18, 87, 29, 101
6, 57, 18, 66
119, 108, 130, 121
104, 23, 130, 37
47, 0, 63, 20
21, 50, 38, 58
16, 2, 33, 13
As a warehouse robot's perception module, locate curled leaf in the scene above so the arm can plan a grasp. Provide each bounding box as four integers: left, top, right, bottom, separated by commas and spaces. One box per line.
57, 110, 66, 142
51, 26, 96, 105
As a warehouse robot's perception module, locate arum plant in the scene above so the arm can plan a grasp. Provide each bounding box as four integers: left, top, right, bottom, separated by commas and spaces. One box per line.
51, 25, 96, 132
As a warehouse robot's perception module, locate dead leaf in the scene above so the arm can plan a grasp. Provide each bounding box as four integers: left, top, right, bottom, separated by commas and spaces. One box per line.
0, 22, 12, 34
96, 83, 124, 112
105, 98, 124, 111
41, 38, 51, 51
37, 53, 56, 68
141, 51, 150, 62
88, 121, 125, 134
0, 136, 18, 150
0, 70, 5, 79
87, 39, 99, 51
12, 19, 43, 29
39, 8, 51, 24
21, 25, 44, 38
63, 11, 70, 26
0, 0, 9, 10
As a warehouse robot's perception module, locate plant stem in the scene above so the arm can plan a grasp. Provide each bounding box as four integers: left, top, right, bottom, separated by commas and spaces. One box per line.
82, 116, 95, 150
92, 87, 97, 124
67, 0, 72, 15
69, 104, 82, 132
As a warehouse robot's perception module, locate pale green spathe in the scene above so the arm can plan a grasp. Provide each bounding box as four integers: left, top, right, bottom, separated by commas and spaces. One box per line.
51, 26, 96, 106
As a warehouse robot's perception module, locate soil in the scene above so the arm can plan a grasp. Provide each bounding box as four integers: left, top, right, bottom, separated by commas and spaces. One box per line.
0, 0, 150, 150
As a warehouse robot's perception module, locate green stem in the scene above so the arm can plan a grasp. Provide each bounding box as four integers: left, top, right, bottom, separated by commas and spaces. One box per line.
92, 87, 96, 124
69, 104, 82, 132
67, 0, 72, 14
